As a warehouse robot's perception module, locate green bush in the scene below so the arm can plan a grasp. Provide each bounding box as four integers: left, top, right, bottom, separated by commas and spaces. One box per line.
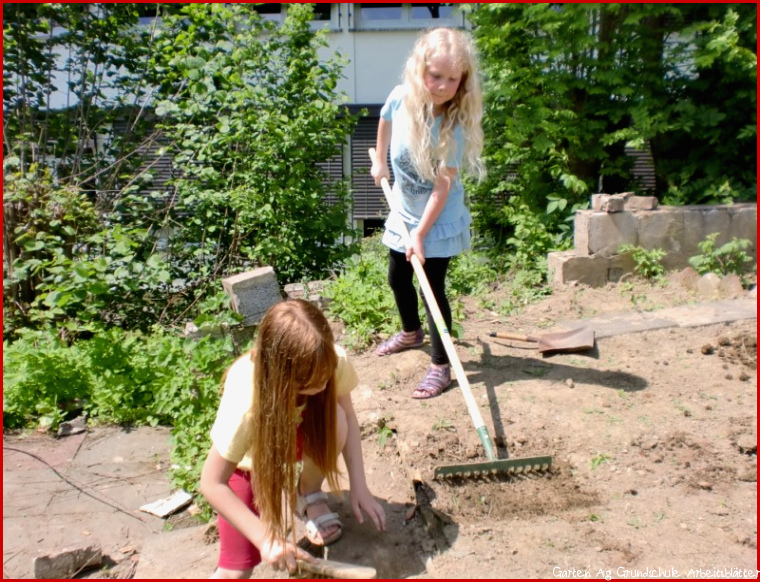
323, 235, 397, 350
3, 329, 93, 429
618, 244, 666, 280
688, 233, 754, 276
2, 326, 242, 504
324, 233, 551, 346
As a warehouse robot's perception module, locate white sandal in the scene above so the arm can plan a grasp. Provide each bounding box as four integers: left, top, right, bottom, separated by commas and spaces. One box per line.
296, 491, 343, 546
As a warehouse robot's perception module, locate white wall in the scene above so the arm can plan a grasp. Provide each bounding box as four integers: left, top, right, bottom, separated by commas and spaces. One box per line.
23, 4, 468, 111
322, 3, 469, 105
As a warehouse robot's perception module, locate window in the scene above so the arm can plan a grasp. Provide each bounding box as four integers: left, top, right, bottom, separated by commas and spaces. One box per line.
351, 115, 393, 220
254, 3, 283, 22
313, 3, 333, 21
411, 3, 455, 19
360, 3, 403, 21
353, 3, 464, 30
248, 4, 338, 30
133, 3, 185, 25
309, 3, 340, 31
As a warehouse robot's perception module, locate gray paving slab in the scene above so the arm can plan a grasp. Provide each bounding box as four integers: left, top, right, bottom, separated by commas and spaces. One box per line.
3, 426, 173, 579
560, 298, 756, 339
132, 526, 219, 579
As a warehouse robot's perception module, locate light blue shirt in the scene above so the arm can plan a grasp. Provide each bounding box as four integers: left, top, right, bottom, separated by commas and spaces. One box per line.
379, 85, 471, 258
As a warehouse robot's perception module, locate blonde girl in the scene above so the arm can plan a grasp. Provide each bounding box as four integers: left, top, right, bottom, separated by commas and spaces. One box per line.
371, 27, 485, 399
200, 299, 386, 578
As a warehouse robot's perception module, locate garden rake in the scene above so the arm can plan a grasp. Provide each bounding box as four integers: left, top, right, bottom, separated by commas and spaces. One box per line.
368, 149, 552, 480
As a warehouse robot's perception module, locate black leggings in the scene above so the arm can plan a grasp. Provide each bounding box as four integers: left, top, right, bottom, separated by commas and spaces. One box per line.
387, 249, 452, 366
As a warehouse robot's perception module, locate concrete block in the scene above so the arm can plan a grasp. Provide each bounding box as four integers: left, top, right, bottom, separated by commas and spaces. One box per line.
682, 206, 731, 257
636, 209, 686, 269
547, 250, 610, 287
574, 210, 638, 256
728, 204, 758, 261
222, 267, 282, 327
625, 196, 659, 211
591, 193, 630, 213
607, 252, 637, 282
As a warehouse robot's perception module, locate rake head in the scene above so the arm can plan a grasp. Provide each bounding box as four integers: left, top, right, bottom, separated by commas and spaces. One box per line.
433, 455, 553, 480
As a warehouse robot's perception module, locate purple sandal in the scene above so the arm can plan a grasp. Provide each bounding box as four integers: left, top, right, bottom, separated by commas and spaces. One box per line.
411, 366, 452, 399
375, 328, 425, 357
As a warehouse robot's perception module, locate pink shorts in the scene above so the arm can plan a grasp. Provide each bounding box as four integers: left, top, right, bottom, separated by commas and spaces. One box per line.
217, 469, 262, 571
217, 430, 303, 571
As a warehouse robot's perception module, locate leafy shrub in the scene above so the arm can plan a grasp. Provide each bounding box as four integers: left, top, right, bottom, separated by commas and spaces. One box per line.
3, 163, 174, 339
688, 233, 753, 276
448, 252, 498, 298
3, 329, 93, 429
618, 244, 666, 280
323, 235, 397, 349
487, 197, 562, 273
2, 326, 243, 504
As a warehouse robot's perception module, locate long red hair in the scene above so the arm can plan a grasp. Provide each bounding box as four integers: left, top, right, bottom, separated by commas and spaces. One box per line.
249, 299, 340, 542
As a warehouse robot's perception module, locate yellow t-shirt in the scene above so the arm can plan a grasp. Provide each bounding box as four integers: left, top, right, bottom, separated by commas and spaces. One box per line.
210, 344, 358, 473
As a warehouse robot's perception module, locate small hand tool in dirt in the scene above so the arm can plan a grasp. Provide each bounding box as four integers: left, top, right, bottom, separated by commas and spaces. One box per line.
294, 557, 376, 579
369, 148, 553, 481
488, 327, 595, 354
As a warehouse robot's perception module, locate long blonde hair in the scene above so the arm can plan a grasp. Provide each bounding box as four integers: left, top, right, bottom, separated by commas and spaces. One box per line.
403, 27, 485, 183
249, 299, 341, 542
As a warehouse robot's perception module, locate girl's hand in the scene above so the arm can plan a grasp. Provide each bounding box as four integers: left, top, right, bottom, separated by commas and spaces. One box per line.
350, 487, 387, 533
406, 229, 426, 265
260, 538, 314, 574
371, 161, 390, 187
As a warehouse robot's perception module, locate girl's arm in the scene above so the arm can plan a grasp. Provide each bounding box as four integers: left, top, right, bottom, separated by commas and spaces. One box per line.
200, 446, 313, 572
337, 393, 387, 532
371, 117, 392, 186
408, 167, 457, 263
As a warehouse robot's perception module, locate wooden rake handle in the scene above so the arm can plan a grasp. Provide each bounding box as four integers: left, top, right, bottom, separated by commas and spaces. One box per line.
488, 331, 539, 343
296, 557, 377, 579
368, 149, 498, 462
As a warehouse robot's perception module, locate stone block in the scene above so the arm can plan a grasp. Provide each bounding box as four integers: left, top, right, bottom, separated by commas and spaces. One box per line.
284, 280, 331, 310
604, 197, 626, 213
590, 194, 609, 212
574, 210, 638, 256
34, 545, 103, 578
607, 252, 637, 282
625, 196, 659, 211
222, 267, 282, 327
636, 209, 686, 269
728, 204, 758, 261
590, 193, 629, 213
682, 206, 731, 257
547, 250, 610, 287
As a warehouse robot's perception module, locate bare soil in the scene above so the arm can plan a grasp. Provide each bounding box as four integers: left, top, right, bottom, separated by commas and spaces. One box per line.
3, 277, 757, 580
332, 277, 757, 579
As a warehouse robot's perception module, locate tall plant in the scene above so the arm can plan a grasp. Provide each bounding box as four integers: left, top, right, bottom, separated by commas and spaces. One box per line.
149, 3, 360, 285
4, 3, 361, 337
468, 3, 757, 258
3, 3, 168, 336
